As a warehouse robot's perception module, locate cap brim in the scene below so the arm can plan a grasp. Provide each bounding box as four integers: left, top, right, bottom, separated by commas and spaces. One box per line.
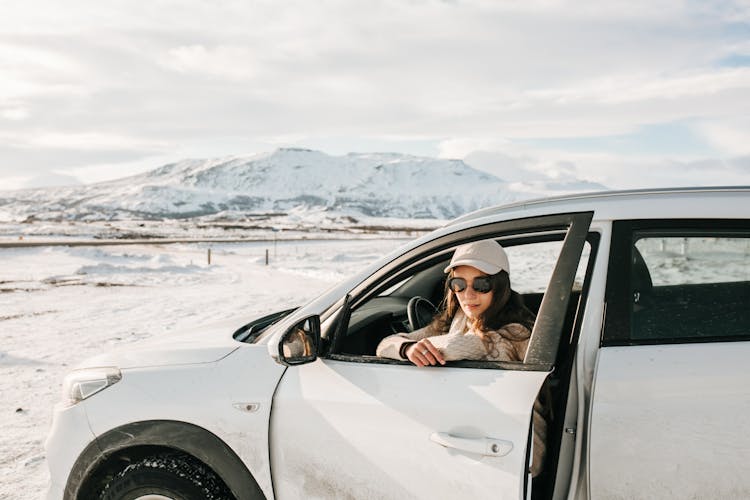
444, 259, 502, 275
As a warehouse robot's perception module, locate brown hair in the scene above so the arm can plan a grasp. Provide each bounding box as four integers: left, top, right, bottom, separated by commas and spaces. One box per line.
431, 270, 536, 352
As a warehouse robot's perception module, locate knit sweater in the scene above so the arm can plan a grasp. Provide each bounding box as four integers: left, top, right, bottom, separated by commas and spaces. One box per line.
376, 310, 547, 477
375, 310, 531, 362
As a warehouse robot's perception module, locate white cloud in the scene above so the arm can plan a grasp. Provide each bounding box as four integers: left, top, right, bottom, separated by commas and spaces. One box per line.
0, 0, 748, 188
437, 138, 513, 159
1, 106, 29, 121
524, 68, 750, 105
697, 121, 750, 156
1, 171, 80, 191
67, 154, 177, 184
22, 172, 82, 189
0, 42, 90, 101
1, 131, 167, 152
464, 145, 750, 190
0, 175, 31, 191
161, 45, 260, 80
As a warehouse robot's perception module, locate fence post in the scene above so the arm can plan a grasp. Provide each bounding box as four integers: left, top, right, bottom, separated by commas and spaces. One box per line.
207, 248, 212, 265
265, 249, 269, 265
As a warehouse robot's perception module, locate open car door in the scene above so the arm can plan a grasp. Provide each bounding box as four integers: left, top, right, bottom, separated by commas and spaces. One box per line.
270, 212, 592, 499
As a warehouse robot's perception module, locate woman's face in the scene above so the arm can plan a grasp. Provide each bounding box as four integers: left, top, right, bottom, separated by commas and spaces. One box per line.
451, 265, 494, 320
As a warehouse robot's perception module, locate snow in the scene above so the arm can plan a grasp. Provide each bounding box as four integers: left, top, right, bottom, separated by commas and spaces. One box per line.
0, 148, 604, 224
0, 238, 404, 499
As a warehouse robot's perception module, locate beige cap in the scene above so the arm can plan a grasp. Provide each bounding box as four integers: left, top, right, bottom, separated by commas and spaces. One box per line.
444, 240, 510, 275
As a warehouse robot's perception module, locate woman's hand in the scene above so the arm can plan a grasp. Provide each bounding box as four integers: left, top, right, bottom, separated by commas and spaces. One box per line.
405, 339, 445, 367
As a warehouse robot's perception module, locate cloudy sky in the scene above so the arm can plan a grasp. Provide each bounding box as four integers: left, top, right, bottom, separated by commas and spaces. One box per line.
1, 0, 749, 191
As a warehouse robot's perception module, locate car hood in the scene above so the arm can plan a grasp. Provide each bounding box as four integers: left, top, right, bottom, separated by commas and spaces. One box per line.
76, 319, 242, 370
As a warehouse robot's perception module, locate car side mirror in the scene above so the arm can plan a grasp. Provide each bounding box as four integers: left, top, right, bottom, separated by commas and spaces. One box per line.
276, 315, 320, 366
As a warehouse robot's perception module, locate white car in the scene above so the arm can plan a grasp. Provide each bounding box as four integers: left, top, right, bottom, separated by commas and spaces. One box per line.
46, 187, 750, 500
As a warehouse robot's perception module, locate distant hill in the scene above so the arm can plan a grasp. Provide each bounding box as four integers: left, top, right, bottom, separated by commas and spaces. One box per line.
0, 148, 607, 222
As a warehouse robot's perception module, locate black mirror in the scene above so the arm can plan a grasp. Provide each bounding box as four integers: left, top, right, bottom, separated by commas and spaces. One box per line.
277, 315, 320, 366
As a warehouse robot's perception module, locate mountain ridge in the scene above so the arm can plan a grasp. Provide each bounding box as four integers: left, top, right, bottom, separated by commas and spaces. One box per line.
0, 148, 606, 223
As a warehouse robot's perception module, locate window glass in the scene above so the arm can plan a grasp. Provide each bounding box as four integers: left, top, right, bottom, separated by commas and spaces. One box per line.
631, 236, 750, 342
635, 237, 750, 286
505, 240, 590, 293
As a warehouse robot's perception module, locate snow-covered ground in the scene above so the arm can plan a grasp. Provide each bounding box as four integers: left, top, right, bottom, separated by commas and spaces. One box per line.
3, 235, 745, 499
0, 214, 442, 242
0, 238, 406, 499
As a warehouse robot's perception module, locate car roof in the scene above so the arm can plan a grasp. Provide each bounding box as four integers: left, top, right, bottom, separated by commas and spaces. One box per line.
448, 186, 750, 225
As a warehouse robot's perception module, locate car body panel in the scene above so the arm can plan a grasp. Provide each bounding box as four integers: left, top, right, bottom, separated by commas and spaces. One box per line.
590, 343, 750, 499
79, 321, 241, 369
271, 359, 549, 499
79, 343, 285, 499
45, 403, 97, 500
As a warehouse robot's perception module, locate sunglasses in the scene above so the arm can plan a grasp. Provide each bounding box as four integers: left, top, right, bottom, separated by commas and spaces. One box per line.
448, 276, 493, 294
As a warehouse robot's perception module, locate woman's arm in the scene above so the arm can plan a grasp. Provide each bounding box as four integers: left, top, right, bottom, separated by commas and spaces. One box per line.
427, 323, 532, 362
425, 331, 490, 361
375, 325, 435, 360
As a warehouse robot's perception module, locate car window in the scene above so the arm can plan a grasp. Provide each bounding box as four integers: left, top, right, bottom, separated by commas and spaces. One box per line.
635, 237, 749, 285
631, 234, 750, 342
505, 240, 590, 294
332, 233, 593, 368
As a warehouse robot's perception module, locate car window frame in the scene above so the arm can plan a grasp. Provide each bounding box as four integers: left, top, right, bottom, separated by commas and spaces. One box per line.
603, 218, 750, 346
323, 211, 594, 372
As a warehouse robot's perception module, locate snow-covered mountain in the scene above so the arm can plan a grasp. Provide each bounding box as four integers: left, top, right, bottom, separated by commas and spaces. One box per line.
0, 148, 606, 223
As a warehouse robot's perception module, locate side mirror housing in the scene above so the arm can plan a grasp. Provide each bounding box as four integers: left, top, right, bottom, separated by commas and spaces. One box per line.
276, 315, 320, 366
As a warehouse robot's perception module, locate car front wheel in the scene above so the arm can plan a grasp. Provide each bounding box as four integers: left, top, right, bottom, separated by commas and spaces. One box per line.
99, 454, 233, 500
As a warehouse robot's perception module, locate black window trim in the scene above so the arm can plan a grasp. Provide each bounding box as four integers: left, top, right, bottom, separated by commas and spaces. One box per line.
603, 218, 750, 347
326, 354, 553, 371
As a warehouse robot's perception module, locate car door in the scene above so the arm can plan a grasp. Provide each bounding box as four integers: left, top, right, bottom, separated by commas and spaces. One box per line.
270, 212, 592, 500
590, 220, 750, 499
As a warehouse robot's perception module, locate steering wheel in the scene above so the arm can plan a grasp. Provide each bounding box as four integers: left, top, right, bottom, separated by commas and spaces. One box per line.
407, 296, 438, 332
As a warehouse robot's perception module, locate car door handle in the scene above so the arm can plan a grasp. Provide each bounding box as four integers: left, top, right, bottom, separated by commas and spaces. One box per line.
429, 432, 513, 457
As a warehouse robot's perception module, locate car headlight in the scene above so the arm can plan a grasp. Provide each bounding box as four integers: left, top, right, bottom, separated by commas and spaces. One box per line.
61, 367, 122, 407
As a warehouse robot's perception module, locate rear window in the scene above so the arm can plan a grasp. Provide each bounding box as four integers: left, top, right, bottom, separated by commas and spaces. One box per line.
630, 235, 750, 342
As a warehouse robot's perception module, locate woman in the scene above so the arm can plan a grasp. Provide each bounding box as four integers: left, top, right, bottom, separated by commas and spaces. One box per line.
377, 239, 535, 365
376, 239, 547, 477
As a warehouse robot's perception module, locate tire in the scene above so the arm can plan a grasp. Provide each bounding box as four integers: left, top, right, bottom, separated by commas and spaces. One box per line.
99, 454, 234, 500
